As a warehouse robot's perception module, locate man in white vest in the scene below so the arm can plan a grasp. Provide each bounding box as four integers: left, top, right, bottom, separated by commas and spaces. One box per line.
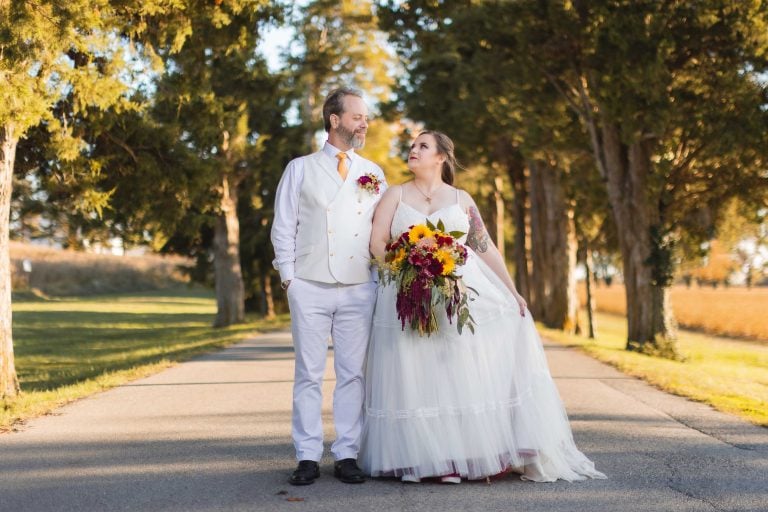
271, 87, 387, 485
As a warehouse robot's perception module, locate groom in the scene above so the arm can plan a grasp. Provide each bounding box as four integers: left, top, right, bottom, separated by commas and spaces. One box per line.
271, 87, 387, 485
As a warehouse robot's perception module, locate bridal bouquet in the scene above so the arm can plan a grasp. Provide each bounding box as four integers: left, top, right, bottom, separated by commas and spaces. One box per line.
378, 219, 476, 336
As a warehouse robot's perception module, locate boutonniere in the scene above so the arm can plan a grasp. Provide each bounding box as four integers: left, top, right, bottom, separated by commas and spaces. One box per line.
357, 173, 382, 195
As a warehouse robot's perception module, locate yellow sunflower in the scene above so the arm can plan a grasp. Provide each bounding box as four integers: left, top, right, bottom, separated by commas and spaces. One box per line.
408, 224, 434, 243
435, 248, 456, 275
390, 247, 407, 269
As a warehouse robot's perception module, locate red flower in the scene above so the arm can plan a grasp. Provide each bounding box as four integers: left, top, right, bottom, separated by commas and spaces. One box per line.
408, 250, 430, 268
357, 173, 381, 194
425, 254, 444, 277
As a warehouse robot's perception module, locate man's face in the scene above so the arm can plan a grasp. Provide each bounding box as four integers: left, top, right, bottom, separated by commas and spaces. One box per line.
333, 96, 369, 149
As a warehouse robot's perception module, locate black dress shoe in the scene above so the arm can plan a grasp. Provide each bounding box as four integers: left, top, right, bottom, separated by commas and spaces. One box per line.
289, 460, 320, 486
334, 458, 366, 484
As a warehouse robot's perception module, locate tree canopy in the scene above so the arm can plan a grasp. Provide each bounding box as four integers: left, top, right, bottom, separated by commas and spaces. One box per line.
3, 0, 768, 398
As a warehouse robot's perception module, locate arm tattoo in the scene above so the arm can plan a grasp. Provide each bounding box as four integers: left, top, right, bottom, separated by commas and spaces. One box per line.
467, 206, 490, 253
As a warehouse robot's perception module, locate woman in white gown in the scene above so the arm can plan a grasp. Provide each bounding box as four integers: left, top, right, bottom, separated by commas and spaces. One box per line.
359, 131, 606, 484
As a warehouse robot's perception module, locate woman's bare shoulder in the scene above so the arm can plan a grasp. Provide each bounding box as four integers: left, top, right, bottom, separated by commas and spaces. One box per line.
380, 184, 403, 201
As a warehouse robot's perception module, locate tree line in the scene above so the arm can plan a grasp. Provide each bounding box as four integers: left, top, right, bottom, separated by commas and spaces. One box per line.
379, 0, 768, 355
2, 0, 767, 398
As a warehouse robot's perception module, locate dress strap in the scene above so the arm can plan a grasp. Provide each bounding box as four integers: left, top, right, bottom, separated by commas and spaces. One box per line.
456, 187, 468, 214
399, 184, 404, 203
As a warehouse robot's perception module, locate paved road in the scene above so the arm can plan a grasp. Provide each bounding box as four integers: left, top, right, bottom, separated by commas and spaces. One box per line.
1, 331, 766, 512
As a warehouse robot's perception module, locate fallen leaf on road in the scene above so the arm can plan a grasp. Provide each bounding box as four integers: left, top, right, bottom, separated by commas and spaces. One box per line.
286, 497, 305, 502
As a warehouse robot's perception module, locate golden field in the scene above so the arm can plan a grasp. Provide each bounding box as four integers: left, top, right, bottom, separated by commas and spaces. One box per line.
10, 241, 190, 296
580, 284, 768, 342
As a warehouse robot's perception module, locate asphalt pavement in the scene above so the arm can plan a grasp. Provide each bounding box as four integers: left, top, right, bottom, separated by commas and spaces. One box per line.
1, 330, 766, 512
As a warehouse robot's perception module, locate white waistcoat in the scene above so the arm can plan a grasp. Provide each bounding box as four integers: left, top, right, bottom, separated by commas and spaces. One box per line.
294, 151, 380, 284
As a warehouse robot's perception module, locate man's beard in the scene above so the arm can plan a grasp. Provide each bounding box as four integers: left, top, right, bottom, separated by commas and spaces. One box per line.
337, 124, 365, 149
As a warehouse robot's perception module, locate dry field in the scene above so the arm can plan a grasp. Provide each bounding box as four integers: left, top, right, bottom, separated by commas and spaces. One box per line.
580, 283, 768, 342
10, 241, 191, 296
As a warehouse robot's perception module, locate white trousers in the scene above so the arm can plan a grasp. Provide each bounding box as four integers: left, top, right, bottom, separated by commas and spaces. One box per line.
286, 277, 376, 462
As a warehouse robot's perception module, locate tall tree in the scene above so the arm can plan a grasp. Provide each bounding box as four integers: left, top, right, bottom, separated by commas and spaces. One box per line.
495, 141, 530, 300
379, 0, 583, 329
126, 0, 285, 327
9, 1, 289, 327
527, 158, 578, 331
512, 1, 768, 353
0, 0, 129, 398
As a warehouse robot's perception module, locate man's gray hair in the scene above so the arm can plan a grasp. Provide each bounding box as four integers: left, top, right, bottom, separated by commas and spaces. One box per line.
322, 87, 364, 132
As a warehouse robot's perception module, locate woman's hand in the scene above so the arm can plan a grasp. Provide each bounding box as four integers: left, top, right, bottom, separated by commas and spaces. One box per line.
514, 292, 527, 317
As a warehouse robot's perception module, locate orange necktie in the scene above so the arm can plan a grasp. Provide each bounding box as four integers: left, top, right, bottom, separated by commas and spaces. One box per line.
336, 152, 349, 180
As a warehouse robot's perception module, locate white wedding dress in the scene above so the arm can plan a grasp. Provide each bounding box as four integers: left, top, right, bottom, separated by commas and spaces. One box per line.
359, 195, 606, 482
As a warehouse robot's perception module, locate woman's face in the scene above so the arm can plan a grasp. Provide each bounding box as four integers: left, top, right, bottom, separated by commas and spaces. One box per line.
407, 133, 444, 174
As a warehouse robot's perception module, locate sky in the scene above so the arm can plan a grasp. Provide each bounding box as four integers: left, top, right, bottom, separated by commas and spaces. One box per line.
258, 24, 295, 72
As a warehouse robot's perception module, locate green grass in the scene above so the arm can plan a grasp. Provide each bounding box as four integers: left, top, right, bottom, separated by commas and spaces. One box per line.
538, 311, 768, 427
2, 287, 289, 431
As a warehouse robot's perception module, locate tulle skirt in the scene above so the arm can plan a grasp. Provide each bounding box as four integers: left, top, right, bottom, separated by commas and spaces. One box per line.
359, 252, 606, 482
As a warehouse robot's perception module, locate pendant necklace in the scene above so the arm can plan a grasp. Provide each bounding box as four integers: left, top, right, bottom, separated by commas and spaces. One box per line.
412, 181, 440, 204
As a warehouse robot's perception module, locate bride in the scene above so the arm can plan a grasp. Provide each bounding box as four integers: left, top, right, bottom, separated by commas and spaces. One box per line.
359, 130, 606, 484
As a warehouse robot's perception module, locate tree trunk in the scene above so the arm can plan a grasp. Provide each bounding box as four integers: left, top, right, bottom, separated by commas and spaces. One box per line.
213, 175, 245, 327
505, 151, 530, 301
493, 175, 505, 260
528, 159, 579, 332
563, 210, 579, 333
0, 124, 20, 399
528, 160, 547, 318
583, 246, 596, 339
572, 77, 676, 351
599, 123, 676, 350
263, 273, 276, 320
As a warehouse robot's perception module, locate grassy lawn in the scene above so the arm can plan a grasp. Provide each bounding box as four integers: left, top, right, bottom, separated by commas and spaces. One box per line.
539, 311, 768, 427
2, 287, 289, 432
